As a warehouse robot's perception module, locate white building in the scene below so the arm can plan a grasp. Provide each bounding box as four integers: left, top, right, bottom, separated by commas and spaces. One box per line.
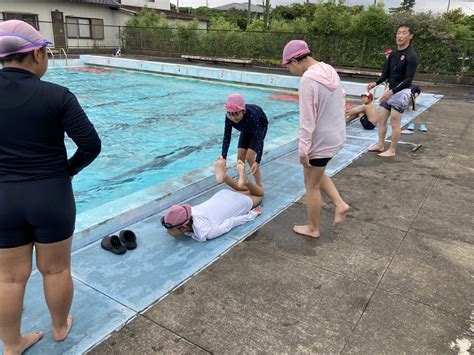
0, 0, 207, 50
213, 2, 264, 18
120, 0, 169, 10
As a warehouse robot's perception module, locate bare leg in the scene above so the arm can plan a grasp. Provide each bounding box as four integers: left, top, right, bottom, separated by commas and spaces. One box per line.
0, 243, 43, 355
245, 149, 264, 187
320, 175, 350, 226
368, 107, 390, 152
35, 237, 74, 342
236, 160, 264, 198
379, 110, 402, 157
214, 156, 227, 183
293, 166, 325, 238
237, 148, 247, 163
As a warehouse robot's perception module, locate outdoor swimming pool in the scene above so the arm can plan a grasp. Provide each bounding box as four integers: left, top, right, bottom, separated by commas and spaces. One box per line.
44, 67, 301, 213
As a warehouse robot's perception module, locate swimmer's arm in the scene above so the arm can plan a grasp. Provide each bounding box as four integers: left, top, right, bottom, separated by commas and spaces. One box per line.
221, 118, 233, 160
298, 77, 317, 158
346, 105, 366, 116
63, 91, 101, 175
376, 55, 392, 86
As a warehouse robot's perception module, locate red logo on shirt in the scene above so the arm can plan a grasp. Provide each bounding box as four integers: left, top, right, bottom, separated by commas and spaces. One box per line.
400, 55, 405, 60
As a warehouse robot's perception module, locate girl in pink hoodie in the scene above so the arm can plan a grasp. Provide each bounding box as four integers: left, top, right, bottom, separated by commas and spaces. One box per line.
282, 40, 350, 238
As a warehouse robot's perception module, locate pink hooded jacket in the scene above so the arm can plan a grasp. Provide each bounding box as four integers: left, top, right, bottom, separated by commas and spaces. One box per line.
298, 62, 346, 159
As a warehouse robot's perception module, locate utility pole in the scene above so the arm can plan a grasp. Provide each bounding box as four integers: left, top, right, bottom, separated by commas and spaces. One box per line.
447, 0, 451, 12
247, 0, 251, 27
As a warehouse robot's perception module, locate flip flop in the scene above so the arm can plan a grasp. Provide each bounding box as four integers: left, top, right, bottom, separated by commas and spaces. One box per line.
419, 124, 428, 132
407, 123, 415, 131
119, 230, 137, 250
101, 235, 127, 254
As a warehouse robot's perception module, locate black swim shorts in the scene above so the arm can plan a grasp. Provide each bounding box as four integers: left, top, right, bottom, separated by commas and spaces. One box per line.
0, 177, 76, 248
360, 114, 376, 130
238, 125, 268, 152
309, 157, 332, 167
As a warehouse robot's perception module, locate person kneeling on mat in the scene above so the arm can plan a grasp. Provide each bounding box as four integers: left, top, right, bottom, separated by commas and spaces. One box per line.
161, 158, 263, 241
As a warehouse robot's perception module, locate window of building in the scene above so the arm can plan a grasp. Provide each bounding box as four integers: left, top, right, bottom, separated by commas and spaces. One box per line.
3, 12, 39, 30
66, 17, 104, 40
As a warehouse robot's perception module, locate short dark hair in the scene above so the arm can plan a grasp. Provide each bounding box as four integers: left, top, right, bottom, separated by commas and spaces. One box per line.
397, 23, 414, 34
0, 47, 46, 65
294, 52, 312, 62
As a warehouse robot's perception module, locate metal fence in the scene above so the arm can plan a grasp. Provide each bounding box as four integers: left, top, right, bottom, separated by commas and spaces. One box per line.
121, 26, 473, 76
2, 19, 472, 76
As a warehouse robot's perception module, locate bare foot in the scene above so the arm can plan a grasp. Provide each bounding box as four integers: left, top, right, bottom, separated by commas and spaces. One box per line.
52, 315, 73, 342
293, 225, 320, 238
378, 149, 396, 157
334, 203, 350, 226
4, 332, 43, 355
368, 144, 384, 153
236, 160, 248, 189
214, 156, 227, 183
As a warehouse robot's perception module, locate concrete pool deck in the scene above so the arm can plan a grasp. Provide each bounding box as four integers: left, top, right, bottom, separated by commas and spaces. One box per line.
87, 84, 473, 354
1, 59, 471, 354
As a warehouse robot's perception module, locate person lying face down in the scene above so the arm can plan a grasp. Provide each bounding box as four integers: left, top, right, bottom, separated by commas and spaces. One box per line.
161, 159, 263, 241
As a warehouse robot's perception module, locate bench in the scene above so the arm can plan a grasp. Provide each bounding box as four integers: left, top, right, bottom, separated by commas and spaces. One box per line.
181, 55, 252, 66
336, 67, 381, 78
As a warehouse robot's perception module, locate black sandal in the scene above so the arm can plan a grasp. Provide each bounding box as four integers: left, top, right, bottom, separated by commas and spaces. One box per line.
101, 235, 127, 255
119, 230, 137, 250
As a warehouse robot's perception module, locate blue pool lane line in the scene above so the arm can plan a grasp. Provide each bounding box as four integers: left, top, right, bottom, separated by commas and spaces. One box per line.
2, 92, 441, 355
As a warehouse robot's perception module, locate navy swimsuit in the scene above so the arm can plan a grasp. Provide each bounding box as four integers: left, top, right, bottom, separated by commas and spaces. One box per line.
0, 67, 101, 248
221, 104, 268, 164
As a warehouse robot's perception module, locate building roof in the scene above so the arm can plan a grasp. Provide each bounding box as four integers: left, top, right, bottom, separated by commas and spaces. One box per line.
72, 0, 121, 8
214, 2, 264, 13
121, 5, 206, 21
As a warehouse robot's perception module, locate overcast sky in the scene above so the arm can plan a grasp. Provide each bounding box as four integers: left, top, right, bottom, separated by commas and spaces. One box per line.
177, 0, 473, 15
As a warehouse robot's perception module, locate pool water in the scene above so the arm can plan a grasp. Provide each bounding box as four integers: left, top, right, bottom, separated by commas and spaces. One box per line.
44, 67, 301, 213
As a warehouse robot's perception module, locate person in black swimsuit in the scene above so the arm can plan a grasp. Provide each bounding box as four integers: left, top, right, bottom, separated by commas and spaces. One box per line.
0, 20, 101, 353
368, 23, 419, 157
217, 93, 268, 188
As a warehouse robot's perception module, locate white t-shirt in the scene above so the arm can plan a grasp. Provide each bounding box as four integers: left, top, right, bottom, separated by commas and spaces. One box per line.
186, 189, 256, 242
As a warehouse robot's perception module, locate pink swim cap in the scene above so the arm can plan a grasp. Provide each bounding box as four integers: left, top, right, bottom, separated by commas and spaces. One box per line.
163, 204, 192, 228
225, 93, 245, 113
0, 20, 51, 58
281, 40, 311, 66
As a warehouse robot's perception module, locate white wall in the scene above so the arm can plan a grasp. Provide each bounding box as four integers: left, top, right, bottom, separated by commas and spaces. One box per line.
121, 0, 170, 11
0, 0, 122, 48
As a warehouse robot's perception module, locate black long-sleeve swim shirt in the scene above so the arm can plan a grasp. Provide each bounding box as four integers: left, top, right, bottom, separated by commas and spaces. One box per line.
376, 46, 418, 94
0, 67, 101, 182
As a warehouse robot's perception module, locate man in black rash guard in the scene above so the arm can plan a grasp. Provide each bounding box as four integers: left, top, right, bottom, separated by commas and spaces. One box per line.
0, 20, 101, 353
216, 93, 268, 188
368, 23, 419, 157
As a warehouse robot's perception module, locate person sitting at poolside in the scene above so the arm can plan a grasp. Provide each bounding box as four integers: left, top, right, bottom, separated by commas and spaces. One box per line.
161, 158, 263, 241
345, 92, 378, 130
218, 93, 268, 188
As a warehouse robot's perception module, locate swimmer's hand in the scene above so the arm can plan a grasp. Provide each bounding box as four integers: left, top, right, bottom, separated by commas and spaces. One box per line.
251, 206, 262, 216
299, 155, 311, 168
379, 89, 393, 102
250, 162, 259, 175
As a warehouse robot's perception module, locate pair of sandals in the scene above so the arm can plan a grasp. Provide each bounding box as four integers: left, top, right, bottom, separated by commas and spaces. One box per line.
101, 230, 137, 255
407, 123, 428, 132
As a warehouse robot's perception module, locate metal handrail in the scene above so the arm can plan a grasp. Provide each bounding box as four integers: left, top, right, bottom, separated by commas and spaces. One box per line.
59, 48, 68, 66
46, 47, 55, 65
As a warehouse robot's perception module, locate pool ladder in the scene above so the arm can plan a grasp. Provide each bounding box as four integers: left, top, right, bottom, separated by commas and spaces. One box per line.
47, 47, 68, 66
